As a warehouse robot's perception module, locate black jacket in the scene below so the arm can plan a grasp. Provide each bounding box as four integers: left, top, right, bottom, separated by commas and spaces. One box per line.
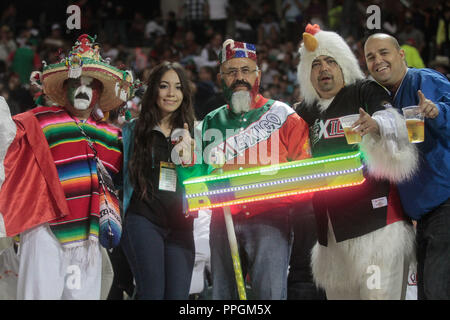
296, 80, 405, 245
127, 128, 193, 231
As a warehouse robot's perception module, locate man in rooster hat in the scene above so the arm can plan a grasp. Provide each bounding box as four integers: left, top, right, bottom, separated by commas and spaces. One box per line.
0, 34, 137, 299
295, 24, 417, 299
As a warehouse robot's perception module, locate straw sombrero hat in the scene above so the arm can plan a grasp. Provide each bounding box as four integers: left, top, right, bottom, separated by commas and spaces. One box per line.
42, 34, 138, 112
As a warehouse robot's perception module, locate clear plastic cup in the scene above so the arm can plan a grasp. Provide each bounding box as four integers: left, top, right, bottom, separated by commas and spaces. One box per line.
339, 114, 361, 144
402, 106, 424, 143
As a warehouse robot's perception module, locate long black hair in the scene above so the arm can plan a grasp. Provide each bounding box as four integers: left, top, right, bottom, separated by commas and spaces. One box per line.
129, 61, 195, 200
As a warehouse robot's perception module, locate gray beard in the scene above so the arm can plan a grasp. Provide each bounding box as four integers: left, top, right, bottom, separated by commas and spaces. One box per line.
230, 91, 251, 114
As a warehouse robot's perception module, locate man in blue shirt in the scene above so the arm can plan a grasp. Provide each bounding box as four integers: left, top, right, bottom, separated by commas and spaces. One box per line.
364, 33, 450, 300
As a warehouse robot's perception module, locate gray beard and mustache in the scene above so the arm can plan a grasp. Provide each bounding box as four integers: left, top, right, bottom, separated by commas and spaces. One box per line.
230, 90, 251, 114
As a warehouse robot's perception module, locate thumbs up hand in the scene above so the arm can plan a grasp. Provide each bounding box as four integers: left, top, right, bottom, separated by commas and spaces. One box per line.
352, 108, 380, 137
172, 123, 195, 165
418, 90, 439, 119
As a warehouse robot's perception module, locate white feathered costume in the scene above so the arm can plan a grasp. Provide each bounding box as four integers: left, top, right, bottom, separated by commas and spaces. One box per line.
296, 24, 417, 299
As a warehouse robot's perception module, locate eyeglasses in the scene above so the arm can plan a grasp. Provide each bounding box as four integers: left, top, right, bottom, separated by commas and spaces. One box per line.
221, 67, 258, 78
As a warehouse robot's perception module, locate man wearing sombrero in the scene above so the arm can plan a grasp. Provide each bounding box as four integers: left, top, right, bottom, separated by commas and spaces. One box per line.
176, 39, 312, 299
296, 24, 417, 299
0, 34, 136, 299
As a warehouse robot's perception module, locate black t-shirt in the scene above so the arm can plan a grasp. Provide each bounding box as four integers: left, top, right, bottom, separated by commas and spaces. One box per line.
127, 129, 193, 231
298, 79, 392, 157
296, 79, 395, 245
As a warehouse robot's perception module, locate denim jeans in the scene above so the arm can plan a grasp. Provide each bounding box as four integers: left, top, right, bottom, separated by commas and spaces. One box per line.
210, 208, 292, 300
121, 212, 195, 300
416, 198, 450, 300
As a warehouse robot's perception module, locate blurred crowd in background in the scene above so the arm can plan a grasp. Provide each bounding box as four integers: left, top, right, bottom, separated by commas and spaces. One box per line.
0, 0, 449, 120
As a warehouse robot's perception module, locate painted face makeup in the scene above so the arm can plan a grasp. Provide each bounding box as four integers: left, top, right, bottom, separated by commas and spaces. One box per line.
67, 76, 101, 110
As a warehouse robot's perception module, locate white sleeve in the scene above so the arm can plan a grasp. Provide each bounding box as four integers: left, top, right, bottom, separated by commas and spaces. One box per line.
0, 97, 17, 190
359, 106, 418, 183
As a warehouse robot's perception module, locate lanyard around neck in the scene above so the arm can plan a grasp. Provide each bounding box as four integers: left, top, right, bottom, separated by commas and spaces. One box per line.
73, 118, 98, 159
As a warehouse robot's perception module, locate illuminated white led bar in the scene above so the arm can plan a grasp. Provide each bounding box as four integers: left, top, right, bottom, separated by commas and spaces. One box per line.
186, 165, 365, 199
184, 152, 361, 185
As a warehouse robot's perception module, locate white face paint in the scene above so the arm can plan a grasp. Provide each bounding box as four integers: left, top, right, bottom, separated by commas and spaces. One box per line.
73, 76, 94, 110
230, 90, 251, 114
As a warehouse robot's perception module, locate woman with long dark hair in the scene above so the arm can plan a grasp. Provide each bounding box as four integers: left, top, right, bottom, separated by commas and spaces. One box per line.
121, 61, 196, 299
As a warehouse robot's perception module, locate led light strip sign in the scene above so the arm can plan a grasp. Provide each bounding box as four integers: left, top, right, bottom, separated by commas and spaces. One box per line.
184, 151, 365, 212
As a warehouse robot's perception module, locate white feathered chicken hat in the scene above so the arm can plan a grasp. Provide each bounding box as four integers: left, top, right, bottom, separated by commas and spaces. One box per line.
297, 24, 365, 105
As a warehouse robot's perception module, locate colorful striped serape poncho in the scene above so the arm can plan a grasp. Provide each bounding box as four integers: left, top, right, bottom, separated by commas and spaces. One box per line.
33, 106, 122, 248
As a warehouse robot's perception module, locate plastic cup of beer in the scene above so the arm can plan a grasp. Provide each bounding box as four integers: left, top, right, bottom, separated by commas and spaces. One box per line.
402, 106, 425, 143
339, 114, 362, 144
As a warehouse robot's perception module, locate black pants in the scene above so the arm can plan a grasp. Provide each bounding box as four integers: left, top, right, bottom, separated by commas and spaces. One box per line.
416, 198, 450, 300
107, 244, 135, 300
288, 201, 326, 300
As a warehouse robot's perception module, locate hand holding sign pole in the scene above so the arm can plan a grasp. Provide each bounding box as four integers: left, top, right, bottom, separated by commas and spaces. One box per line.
211, 150, 247, 300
